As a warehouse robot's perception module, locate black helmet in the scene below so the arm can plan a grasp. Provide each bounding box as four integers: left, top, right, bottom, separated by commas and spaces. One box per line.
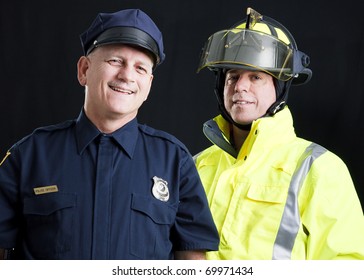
198, 7, 312, 128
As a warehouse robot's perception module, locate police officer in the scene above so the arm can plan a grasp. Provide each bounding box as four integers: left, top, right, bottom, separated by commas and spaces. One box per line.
0, 9, 219, 259
194, 7, 364, 259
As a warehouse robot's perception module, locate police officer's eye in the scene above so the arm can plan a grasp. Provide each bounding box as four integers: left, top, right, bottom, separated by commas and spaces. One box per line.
136, 65, 152, 75
137, 65, 147, 73
108, 59, 122, 66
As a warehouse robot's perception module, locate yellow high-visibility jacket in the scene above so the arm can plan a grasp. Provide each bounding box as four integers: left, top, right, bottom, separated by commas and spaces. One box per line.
195, 107, 364, 259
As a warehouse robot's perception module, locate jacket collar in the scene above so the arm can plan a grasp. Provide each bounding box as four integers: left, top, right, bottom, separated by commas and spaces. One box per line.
204, 106, 296, 158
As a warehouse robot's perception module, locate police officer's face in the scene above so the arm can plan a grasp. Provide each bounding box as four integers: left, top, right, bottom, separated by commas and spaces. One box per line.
77, 44, 154, 131
223, 69, 276, 125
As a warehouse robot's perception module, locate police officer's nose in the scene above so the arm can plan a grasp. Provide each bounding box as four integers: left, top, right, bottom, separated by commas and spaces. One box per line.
117, 64, 135, 83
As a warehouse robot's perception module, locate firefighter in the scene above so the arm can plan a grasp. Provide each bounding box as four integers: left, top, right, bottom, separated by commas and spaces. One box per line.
194, 7, 364, 259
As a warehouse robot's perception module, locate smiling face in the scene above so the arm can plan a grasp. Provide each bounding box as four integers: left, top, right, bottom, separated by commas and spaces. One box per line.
77, 44, 154, 133
223, 69, 276, 125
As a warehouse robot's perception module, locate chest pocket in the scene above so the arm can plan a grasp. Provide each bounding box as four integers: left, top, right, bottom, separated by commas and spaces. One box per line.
23, 193, 76, 259
130, 193, 177, 259
246, 184, 288, 203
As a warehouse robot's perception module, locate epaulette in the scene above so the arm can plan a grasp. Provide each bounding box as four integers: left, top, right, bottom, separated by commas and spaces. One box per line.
138, 124, 189, 153
12, 120, 76, 148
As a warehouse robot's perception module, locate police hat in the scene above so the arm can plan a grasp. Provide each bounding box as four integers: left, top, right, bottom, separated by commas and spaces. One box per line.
80, 9, 165, 66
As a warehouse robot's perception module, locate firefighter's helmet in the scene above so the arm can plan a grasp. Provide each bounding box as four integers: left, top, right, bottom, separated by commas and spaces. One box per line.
197, 7, 312, 128
198, 7, 311, 85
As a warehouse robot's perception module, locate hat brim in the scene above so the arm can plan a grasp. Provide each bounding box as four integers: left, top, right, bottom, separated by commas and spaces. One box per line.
86, 26, 160, 65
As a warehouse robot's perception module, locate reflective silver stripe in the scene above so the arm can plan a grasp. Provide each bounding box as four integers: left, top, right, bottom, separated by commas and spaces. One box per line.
192, 151, 203, 164
272, 143, 327, 259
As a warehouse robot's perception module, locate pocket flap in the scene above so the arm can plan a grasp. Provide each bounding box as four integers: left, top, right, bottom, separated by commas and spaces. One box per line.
131, 193, 176, 225
23, 193, 76, 215
246, 184, 287, 204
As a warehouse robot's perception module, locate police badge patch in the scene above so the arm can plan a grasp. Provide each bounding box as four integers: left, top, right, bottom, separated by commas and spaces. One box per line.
0, 151, 11, 167
152, 176, 169, 202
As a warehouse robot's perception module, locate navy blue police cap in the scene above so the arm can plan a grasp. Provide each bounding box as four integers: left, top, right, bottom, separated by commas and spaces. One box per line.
80, 9, 165, 66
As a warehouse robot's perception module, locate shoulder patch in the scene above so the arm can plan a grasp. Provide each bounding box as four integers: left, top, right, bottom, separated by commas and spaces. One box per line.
0, 151, 11, 167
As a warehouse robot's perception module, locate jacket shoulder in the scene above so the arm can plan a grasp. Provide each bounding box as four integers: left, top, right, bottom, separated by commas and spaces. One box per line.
193, 144, 224, 164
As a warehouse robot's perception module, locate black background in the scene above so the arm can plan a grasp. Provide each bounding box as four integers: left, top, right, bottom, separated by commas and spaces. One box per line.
1, 0, 363, 206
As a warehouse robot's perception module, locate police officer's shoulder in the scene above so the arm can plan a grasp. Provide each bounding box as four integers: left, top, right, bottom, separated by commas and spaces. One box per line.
13, 120, 76, 148
34, 120, 75, 133
138, 124, 189, 152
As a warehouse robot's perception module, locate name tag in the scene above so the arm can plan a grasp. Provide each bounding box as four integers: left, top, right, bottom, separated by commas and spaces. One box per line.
33, 185, 59, 195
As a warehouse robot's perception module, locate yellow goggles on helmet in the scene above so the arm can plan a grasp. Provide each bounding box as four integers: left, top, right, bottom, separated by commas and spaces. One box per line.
197, 7, 311, 85
197, 28, 294, 81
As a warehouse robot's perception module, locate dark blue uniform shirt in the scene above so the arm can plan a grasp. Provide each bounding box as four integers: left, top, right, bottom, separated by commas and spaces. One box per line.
0, 110, 219, 259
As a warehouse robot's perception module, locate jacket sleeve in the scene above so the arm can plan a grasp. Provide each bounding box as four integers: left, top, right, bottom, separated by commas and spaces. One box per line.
0, 147, 20, 250
301, 151, 364, 259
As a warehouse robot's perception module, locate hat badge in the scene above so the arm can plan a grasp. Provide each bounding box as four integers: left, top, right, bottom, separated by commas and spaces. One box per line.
152, 176, 169, 202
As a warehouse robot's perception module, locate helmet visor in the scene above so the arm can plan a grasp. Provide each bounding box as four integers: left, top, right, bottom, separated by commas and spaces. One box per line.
198, 29, 294, 81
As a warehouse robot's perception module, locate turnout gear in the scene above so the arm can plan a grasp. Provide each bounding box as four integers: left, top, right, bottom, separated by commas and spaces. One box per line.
195, 108, 364, 259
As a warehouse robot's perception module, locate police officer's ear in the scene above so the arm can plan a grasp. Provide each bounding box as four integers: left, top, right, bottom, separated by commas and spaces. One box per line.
77, 56, 90, 86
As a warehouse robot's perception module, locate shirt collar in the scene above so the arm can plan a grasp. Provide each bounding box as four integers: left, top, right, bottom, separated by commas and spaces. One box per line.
75, 110, 139, 158
110, 118, 138, 158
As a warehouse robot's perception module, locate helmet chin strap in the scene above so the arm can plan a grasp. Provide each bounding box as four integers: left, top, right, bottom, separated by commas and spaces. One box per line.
266, 79, 292, 116
214, 71, 292, 131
